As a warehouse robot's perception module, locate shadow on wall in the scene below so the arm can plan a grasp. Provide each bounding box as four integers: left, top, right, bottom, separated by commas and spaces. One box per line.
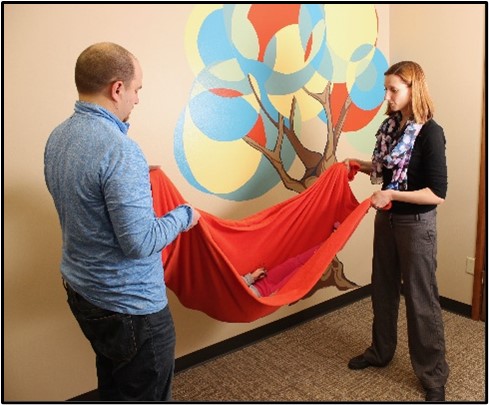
4, 185, 76, 399
4, 185, 67, 326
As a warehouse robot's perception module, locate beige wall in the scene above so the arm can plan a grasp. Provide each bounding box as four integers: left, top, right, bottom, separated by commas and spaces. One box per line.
389, 4, 485, 303
3, 4, 484, 401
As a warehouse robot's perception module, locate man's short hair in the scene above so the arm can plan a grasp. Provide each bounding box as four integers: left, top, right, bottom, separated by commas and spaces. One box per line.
75, 42, 135, 95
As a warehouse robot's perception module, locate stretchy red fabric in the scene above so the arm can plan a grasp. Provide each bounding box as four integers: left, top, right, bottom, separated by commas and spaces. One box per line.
150, 162, 372, 322
253, 242, 320, 297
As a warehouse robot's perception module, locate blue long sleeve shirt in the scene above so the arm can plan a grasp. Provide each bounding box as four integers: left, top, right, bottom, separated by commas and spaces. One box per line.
44, 101, 193, 315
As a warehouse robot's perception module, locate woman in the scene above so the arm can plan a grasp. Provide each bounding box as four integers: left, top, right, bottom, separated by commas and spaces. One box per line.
344, 61, 448, 402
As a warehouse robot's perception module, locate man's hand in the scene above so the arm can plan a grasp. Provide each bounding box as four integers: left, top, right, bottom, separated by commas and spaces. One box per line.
187, 207, 201, 229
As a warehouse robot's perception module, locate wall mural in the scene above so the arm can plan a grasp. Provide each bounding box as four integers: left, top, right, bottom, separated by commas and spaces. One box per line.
174, 4, 387, 296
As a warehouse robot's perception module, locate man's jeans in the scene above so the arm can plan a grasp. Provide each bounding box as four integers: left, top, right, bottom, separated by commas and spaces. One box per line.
64, 281, 176, 401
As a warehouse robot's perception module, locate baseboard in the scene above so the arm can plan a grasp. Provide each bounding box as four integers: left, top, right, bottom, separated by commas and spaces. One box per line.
439, 296, 472, 317
68, 286, 472, 401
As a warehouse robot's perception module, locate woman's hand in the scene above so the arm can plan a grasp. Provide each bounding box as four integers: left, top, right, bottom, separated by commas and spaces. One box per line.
372, 187, 444, 208
370, 190, 393, 210
342, 159, 372, 176
342, 159, 355, 173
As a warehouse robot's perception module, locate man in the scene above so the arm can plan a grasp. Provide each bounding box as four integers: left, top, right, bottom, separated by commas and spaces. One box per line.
44, 42, 200, 401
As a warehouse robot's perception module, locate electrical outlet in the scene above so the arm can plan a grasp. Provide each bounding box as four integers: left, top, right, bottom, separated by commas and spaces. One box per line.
466, 257, 475, 275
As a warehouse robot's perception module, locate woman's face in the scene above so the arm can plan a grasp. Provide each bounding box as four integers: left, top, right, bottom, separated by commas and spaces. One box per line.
384, 74, 412, 118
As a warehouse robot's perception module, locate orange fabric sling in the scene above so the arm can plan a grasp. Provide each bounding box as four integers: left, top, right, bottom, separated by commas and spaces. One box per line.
150, 162, 372, 322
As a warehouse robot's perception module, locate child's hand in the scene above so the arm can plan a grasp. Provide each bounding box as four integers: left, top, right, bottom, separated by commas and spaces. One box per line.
251, 267, 267, 281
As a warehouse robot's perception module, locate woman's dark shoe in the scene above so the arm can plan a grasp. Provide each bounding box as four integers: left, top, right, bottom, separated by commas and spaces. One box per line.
347, 354, 372, 370
425, 386, 445, 402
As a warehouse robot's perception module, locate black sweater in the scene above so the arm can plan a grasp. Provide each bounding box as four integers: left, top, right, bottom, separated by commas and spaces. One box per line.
382, 119, 448, 214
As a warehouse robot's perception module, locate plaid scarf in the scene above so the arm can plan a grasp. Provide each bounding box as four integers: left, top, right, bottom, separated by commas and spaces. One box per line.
370, 112, 423, 191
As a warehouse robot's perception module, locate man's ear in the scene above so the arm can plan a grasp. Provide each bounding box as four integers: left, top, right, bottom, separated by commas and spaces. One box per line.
110, 81, 124, 100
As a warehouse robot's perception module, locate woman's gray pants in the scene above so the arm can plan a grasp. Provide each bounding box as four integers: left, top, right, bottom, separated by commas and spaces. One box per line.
363, 209, 449, 389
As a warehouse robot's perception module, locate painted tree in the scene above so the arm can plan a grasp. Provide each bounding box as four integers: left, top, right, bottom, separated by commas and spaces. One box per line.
176, 4, 388, 296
